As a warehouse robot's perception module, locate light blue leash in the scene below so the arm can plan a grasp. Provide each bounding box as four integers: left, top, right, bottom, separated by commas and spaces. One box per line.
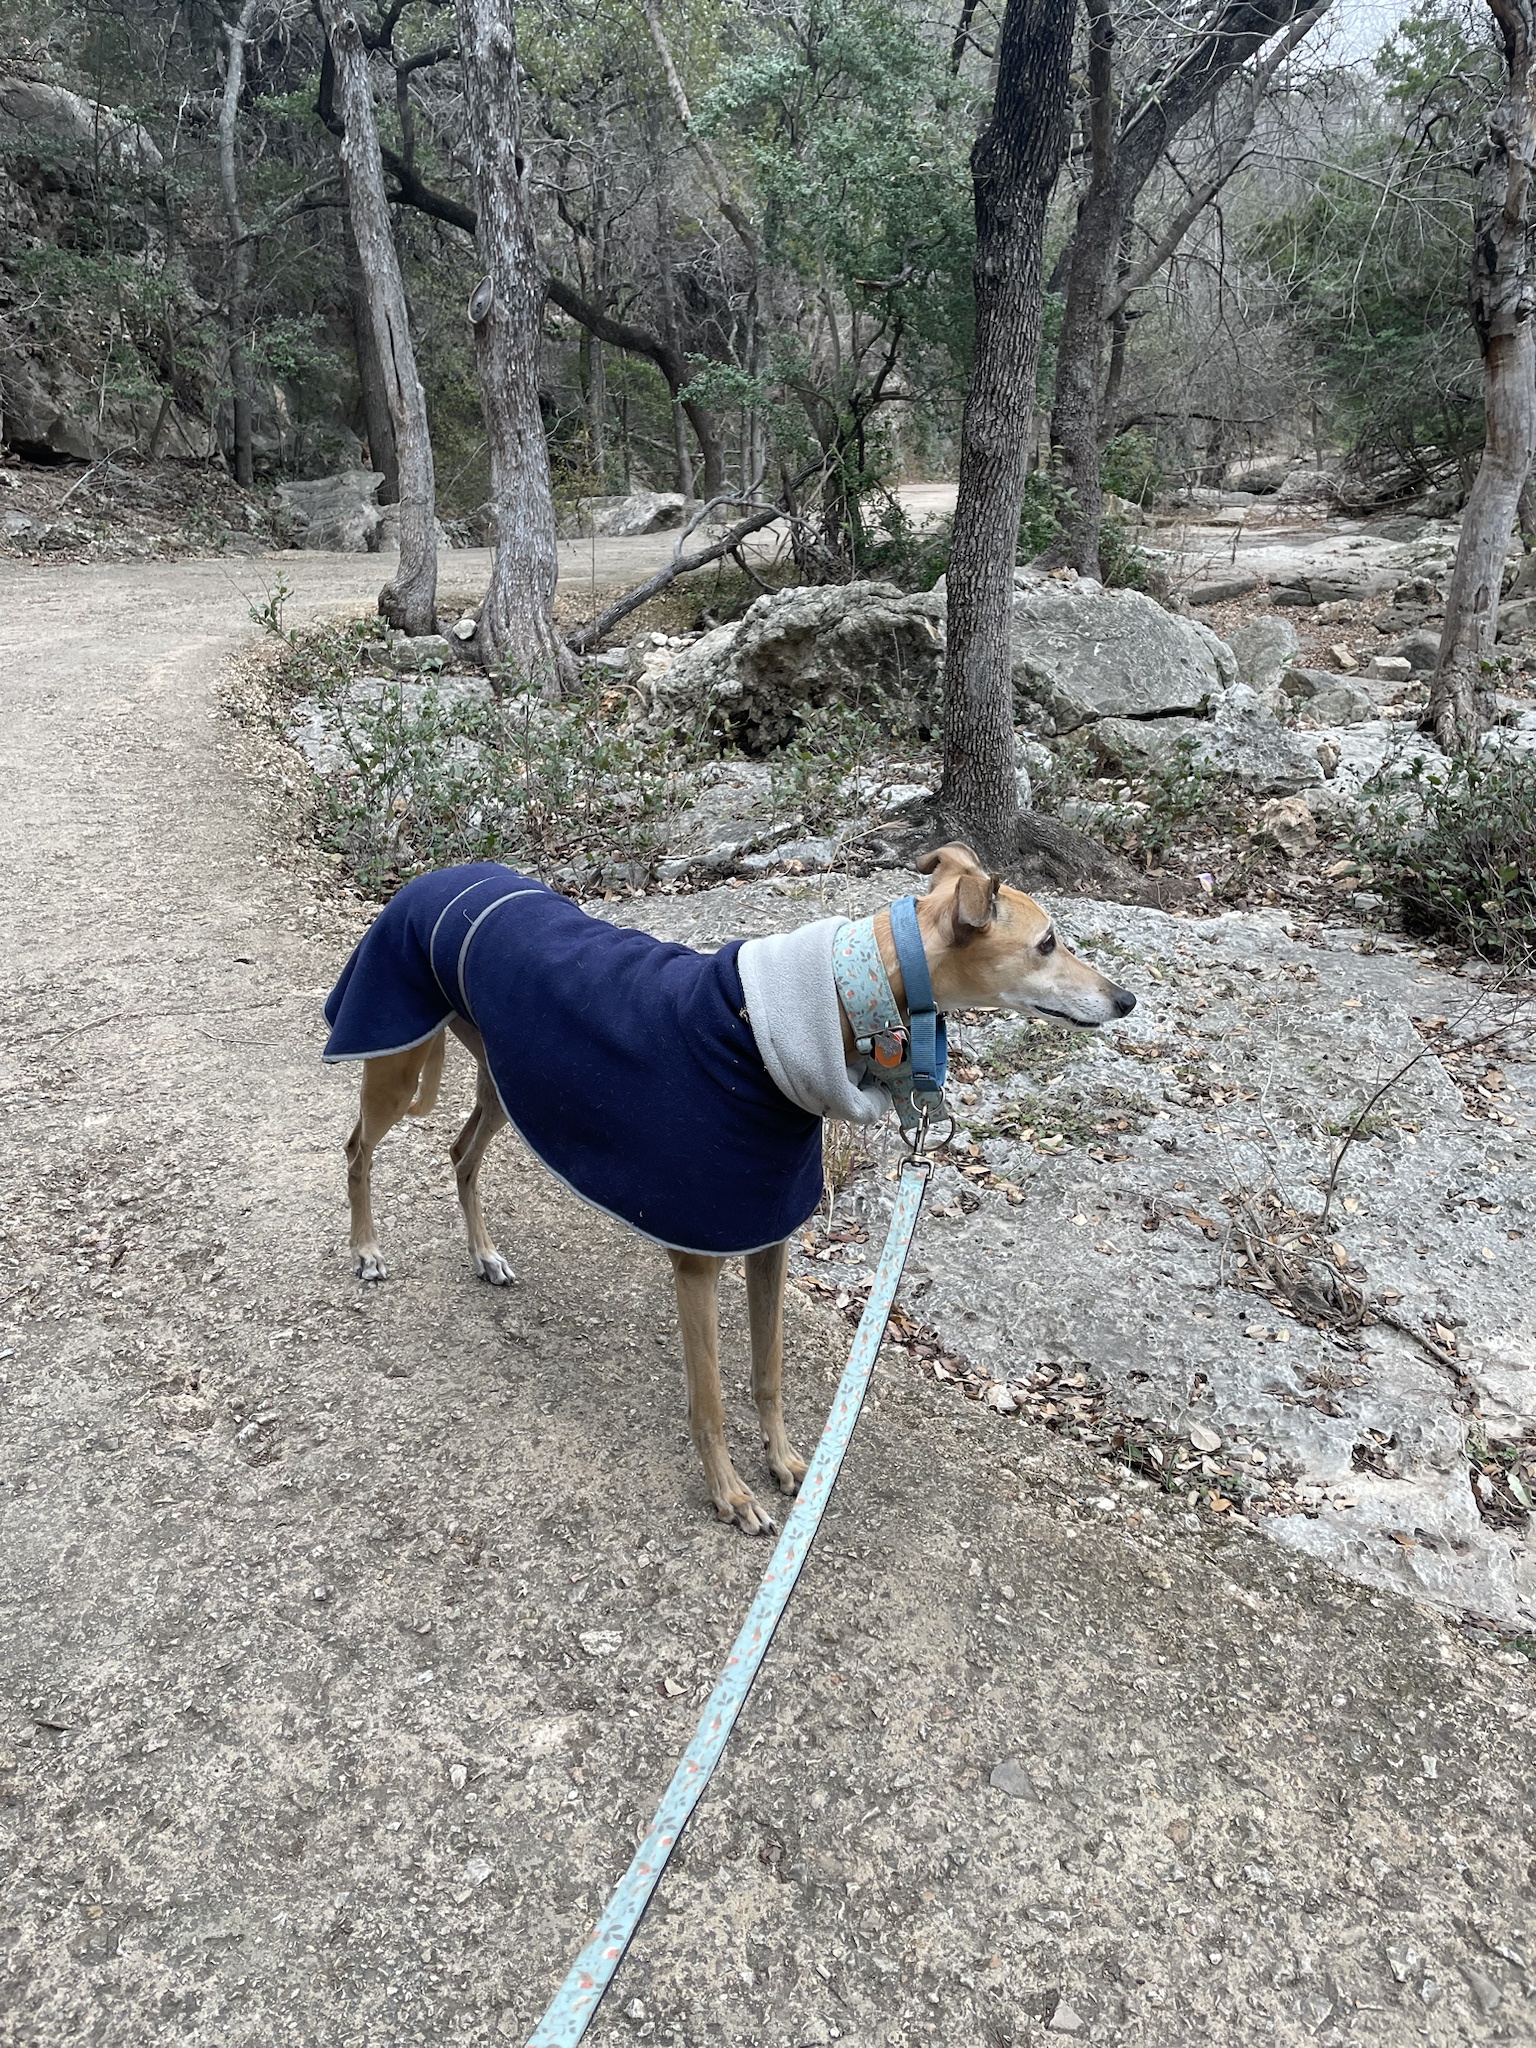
524, 1153, 933, 2047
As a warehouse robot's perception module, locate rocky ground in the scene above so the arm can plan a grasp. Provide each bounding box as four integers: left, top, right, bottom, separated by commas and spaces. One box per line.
4, 545, 1536, 2048
615, 878, 1536, 1636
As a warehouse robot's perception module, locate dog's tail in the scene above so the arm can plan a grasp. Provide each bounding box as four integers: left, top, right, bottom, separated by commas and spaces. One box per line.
407, 1029, 447, 1117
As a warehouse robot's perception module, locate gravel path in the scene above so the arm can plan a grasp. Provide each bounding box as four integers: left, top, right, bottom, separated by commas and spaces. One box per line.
2, 555, 1535, 2046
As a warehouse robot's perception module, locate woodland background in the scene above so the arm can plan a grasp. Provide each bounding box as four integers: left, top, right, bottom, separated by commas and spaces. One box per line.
0, 1, 1499, 552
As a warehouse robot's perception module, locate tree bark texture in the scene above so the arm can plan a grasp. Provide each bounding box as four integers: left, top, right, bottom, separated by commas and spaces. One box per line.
216, 0, 259, 489
940, 0, 1075, 863
453, 0, 572, 689
344, 216, 399, 502
320, 0, 438, 636
1047, 0, 1328, 577
1431, 0, 1536, 753
340, 120, 733, 498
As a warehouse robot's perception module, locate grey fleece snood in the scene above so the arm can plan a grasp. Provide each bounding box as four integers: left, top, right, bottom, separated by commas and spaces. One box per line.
737, 917, 890, 1125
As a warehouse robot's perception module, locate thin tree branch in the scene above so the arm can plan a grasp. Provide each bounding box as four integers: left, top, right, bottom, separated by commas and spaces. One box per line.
565, 459, 822, 654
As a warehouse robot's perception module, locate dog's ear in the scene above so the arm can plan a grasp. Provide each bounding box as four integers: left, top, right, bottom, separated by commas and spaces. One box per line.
951, 868, 999, 943
916, 842, 983, 880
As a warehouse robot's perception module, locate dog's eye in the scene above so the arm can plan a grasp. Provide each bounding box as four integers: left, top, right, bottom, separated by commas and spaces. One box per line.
1038, 930, 1056, 956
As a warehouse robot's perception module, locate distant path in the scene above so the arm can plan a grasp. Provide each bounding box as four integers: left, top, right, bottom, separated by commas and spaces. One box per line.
0, 551, 1530, 2046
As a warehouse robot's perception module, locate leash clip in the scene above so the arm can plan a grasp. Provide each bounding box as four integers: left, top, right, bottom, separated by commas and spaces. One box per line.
901, 1101, 953, 1159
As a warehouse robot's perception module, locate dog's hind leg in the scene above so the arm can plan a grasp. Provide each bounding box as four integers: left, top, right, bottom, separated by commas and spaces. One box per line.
449, 1047, 514, 1286
347, 1045, 433, 1281
745, 1240, 807, 1497
669, 1252, 776, 1537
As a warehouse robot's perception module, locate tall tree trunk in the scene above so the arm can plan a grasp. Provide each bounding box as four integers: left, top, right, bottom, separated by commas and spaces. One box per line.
1431, 0, 1536, 753
940, 0, 1076, 861
320, 0, 437, 636
1047, 0, 1329, 577
454, 0, 573, 690
344, 216, 398, 503
216, 0, 258, 489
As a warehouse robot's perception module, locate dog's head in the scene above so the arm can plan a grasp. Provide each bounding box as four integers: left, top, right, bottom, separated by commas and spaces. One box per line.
911, 843, 1137, 1028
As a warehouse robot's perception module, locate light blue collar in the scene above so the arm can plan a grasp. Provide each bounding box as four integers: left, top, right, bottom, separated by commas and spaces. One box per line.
831, 903, 947, 1129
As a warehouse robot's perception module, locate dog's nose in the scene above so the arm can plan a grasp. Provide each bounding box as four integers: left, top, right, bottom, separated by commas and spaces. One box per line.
1112, 986, 1137, 1016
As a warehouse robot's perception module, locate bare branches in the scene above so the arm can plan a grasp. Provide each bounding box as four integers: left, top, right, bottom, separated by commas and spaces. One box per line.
640, 0, 760, 264
563, 460, 820, 654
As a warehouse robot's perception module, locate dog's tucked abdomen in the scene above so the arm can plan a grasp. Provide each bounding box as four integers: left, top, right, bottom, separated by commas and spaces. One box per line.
323, 863, 823, 1255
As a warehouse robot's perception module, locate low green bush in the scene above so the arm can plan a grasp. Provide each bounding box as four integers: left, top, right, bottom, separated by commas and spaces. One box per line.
1018, 471, 1153, 591
1094, 739, 1232, 866
1351, 749, 1536, 965
272, 625, 692, 894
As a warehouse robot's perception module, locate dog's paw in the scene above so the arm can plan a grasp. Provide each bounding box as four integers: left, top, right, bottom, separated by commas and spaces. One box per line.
475, 1251, 516, 1287
768, 1448, 808, 1497
715, 1489, 777, 1538
355, 1251, 387, 1283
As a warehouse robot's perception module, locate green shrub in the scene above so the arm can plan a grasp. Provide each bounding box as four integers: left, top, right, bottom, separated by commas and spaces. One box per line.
1100, 429, 1161, 505
1017, 470, 1153, 590
275, 625, 693, 894
1095, 739, 1231, 866
857, 497, 952, 590
1351, 749, 1536, 964
767, 700, 886, 829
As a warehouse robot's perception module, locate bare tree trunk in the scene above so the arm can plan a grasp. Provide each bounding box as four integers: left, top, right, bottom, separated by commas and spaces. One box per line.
1431, 0, 1536, 753
344, 215, 398, 503
940, 0, 1075, 862
587, 211, 607, 483
454, 0, 573, 690
320, 0, 437, 636
217, 0, 259, 489
1047, 0, 1330, 577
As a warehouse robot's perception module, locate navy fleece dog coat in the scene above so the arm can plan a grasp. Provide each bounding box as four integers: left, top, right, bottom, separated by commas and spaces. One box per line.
322, 863, 824, 1255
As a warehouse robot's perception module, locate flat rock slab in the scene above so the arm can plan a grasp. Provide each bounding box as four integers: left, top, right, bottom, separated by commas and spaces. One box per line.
3, 559, 1535, 2048
620, 880, 1536, 1632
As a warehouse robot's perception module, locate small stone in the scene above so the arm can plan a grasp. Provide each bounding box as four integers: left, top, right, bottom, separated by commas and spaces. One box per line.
989, 1757, 1038, 1799
311, 1584, 331, 1603
393, 634, 456, 671
879, 781, 933, 818
449, 1763, 468, 1790
1364, 654, 1411, 683
1395, 629, 1440, 672
1464, 1968, 1501, 2013
1048, 2001, 1083, 2034
452, 616, 478, 641
465, 1855, 493, 1887
1329, 642, 1359, 672
1255, 795, 1318, 857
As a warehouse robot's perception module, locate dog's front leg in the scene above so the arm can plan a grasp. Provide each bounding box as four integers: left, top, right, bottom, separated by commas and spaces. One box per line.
745, 1241, 807, 1497
668, 1252, 777, 1536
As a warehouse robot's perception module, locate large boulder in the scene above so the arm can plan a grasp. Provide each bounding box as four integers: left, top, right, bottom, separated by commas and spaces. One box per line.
1005, 570, 1231, 733
1226, 614, 1300, 703
1092, 687, 1324, 795
376, 503, 452, 554
0, 353, 98, 461
0, 75, 162, 170
567, 489, 693, 539
646, 582, 943, 751
275, 471, 385, 552
1223, 455, 1293, 496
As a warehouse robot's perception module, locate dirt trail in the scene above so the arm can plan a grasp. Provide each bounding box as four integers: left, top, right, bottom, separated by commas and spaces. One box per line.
2, 554, 1535, 2046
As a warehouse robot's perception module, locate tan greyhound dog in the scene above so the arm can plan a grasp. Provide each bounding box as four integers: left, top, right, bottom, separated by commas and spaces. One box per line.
337, 844, 1135, 1534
